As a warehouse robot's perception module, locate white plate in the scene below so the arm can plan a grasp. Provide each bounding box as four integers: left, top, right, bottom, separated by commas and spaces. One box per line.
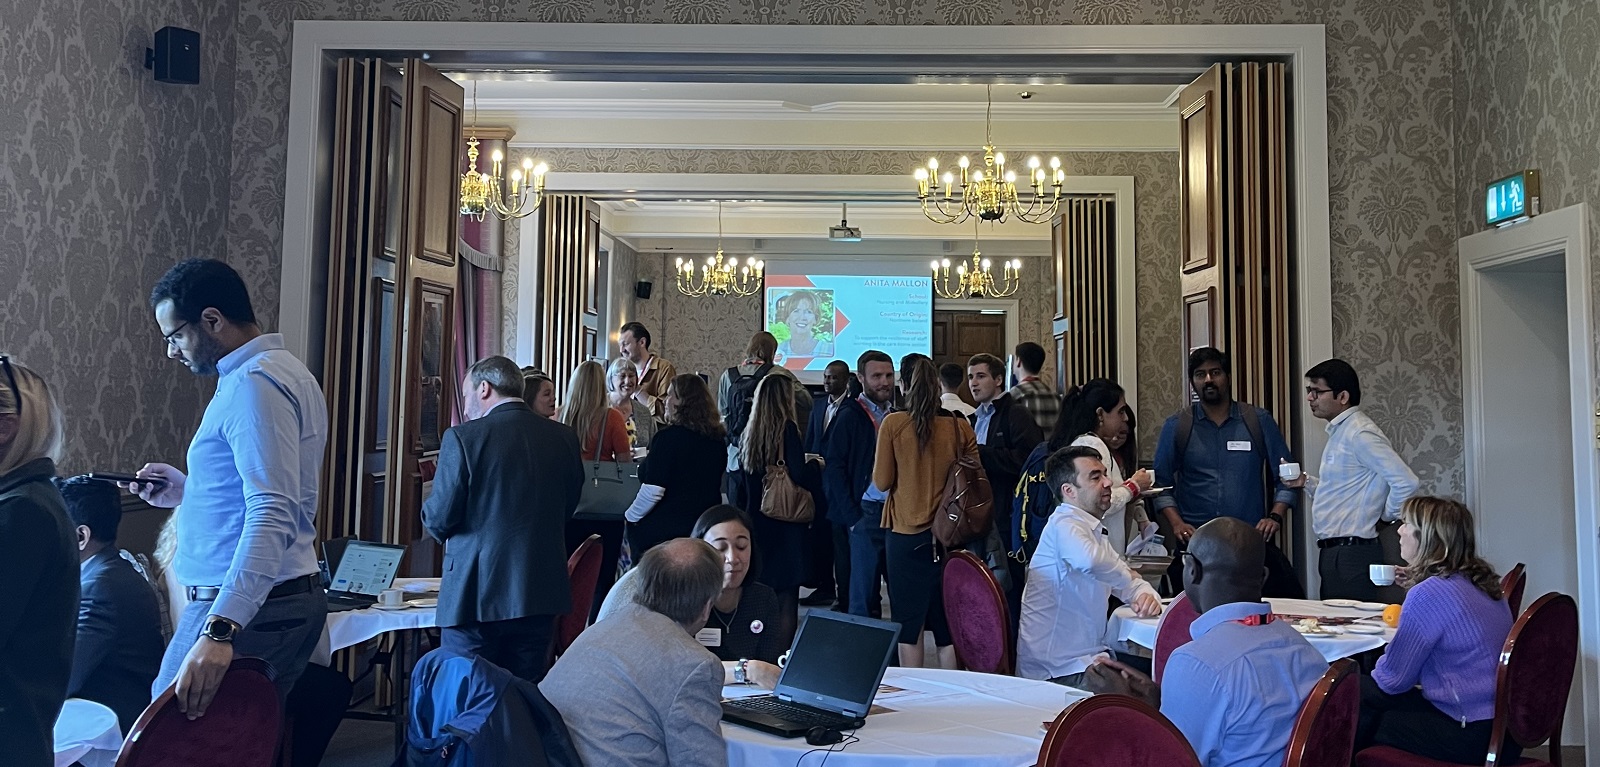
372, 603, 412, 611
1352, 602, 1388, 611
1322, 598, 1361, 608
1345, 623, 1386, 635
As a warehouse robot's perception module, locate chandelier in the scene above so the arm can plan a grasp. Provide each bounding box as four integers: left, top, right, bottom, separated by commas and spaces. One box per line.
913, 85, 1065, 225
459, 81, 549, 221
931, 219, 1021, 298
675, 202, 764, 297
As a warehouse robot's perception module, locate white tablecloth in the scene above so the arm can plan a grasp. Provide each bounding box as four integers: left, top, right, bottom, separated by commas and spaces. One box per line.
312, 577, 441, 664
722, 667, 1083, 767
53, 698, 122, 767
1108, 597, 1394, 662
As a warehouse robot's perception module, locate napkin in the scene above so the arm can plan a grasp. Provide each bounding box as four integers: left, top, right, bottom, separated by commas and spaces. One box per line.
1126, 522, 1168, 557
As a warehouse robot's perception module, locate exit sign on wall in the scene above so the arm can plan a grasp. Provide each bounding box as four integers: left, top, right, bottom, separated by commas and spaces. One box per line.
1485, 170, 1540, 227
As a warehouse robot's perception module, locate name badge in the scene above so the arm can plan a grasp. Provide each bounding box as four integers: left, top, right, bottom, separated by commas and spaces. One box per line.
1227, 440, 1252, 451
695, 628, 723, 648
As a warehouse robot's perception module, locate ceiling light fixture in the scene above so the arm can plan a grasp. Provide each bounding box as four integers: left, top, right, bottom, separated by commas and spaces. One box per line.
931, 217, 1021, 298
459, 81, 550, 221
675, 201, 763, 297
913, 84, 1064, 225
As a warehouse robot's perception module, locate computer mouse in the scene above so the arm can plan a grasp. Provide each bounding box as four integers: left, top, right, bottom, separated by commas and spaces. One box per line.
805, 726, 843, 746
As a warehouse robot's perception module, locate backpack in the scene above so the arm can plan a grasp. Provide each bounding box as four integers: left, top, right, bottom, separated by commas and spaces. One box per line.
1009, 443, 1053, 561
932, 414, 995, 549
724, 363, 774, 444
1175, 403, 1265, 458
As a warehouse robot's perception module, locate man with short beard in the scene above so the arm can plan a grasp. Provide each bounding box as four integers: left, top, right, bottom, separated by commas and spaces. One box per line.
823, 350, 895, 618
130, 259, 329, 718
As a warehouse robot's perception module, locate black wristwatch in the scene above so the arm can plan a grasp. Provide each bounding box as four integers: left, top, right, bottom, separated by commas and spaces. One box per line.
1265, 511, 1285, 525
201, 616, 240, 643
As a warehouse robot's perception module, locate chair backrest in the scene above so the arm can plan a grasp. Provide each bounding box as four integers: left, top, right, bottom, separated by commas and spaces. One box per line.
1153, 592, 1201, 683
116, 657, 282, 767
554, 535, 603, 658
940, 550, 1012, 675
1501, 563, 1526, 617
1488, 592, 1579, 765
1038, 694, 1201, 767
1282, 659, 1360, 767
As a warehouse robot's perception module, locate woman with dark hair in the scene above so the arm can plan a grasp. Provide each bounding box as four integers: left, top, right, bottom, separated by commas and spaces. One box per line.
623, 374, 727, 559
1356, 497, 1516, 765
520, 367, 558, 419
870, 358, 977, 668
1056, 379, 1154, 557
729, 375, 819, 645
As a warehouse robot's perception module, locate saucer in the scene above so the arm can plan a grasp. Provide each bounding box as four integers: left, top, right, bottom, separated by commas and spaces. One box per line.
372, 603, 411, 611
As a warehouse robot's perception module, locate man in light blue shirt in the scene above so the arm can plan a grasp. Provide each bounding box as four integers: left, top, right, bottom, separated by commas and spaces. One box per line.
1085, 518, 1327, 767
130, 259, 329, 718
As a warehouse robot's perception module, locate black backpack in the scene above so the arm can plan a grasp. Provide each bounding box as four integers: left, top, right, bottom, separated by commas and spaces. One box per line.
724, 363, 774, 444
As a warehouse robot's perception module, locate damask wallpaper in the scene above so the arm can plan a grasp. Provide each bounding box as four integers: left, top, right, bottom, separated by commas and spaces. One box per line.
0, 0, 234, 473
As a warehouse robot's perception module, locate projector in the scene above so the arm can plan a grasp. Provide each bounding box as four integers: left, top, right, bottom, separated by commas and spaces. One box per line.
829, 203, 862, 242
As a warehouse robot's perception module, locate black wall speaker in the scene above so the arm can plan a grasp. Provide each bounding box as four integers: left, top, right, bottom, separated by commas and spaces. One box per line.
634, 281, 653, 300
145, 27, 200, 85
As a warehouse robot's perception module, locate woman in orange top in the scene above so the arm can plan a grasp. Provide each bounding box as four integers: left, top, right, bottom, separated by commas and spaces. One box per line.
560, 360, 632, 620
871, 357, 979, 668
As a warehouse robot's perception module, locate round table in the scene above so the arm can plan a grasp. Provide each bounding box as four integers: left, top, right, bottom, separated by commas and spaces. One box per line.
1107, 597, 1395, 662
53, 698, 122, 767
722, 667, 1083, 767
312, 577, 441, 664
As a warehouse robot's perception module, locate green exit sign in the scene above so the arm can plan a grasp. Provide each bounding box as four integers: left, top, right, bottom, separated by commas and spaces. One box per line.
1485, 170, 1540, 227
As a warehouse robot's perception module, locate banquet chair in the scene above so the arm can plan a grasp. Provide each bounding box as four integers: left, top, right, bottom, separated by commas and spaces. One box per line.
1038, 694, 1201, 767
1502, 563, 1527, 617
552, 534, 602, 660
1354, 592, 1579, 767
1282, 659, 1359, 767
941, 550, 1012, 675
1152, 592, 1201, 683
116, 657, 282, 767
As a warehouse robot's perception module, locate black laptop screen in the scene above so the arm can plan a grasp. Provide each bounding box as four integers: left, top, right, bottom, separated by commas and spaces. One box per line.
775, 613, 898, 711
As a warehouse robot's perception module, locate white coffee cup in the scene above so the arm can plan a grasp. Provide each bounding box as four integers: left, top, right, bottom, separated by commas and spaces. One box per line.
1279, 462, 1301, 480
1369, 564, 1397, 586
378, 588, 404, 607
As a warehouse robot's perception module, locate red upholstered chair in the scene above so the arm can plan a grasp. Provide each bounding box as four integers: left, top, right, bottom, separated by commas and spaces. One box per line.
1153, 592, 1201, 683
941, 550, 1012, 675
1038, 694, 1201, 767
1283, 659, 1360, 767
116, 657, 282, 767
1502, 563, 1527, 617
1355, 592, 1579, 767
552, 534, 603, 659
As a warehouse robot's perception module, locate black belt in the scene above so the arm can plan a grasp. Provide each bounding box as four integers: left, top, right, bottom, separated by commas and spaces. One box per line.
186, 573, 319, 602
1318, 536, 1378, 549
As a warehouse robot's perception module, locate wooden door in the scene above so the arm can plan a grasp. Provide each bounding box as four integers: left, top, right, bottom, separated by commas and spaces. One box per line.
1178, 63, 1226, 405
1051, 197, 1117, 391
932, 310, 1006, 407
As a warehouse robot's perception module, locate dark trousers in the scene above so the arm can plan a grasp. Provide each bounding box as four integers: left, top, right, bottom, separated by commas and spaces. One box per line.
848, 501, 888, 619
803, 516, 836, 596
884, 530, 951, 647
441, 614, 556, 683
157, 587, 328, 702
831, 523, 852, 610
1356, 675, 1513, 764
1319, 541, 1384, 601
567, 518, 622, 623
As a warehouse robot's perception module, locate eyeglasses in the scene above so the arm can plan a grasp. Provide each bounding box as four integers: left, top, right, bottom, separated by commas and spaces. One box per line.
162, 322, 190, 349
1305, 387, 1334, 397
1, 355, 20, 420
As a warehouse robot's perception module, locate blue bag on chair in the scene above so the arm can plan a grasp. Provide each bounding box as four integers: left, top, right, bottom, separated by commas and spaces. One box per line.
396, 649, 581, 767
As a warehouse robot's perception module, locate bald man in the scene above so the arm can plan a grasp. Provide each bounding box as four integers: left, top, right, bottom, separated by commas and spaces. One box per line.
1086, 518, 1327, 767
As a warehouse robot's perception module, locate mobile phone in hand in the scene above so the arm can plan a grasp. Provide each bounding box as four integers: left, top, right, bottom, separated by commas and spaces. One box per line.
87, 472, 168, 490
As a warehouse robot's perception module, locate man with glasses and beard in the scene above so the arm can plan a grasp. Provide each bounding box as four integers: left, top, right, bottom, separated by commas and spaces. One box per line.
127, 259, 329, 720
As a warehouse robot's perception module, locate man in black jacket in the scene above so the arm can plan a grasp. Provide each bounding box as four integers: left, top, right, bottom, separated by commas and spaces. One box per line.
55, 476, 163, 733
968, 353, 1045, 596
822, 350, 894, 619
423, 355, 584, 683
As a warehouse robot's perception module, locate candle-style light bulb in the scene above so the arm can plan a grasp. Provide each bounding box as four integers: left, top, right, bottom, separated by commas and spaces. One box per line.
958, 156, 970, 169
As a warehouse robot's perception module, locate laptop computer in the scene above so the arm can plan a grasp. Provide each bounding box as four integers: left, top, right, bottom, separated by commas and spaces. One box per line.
721, 610, 900, 738
320, 539, 406, 612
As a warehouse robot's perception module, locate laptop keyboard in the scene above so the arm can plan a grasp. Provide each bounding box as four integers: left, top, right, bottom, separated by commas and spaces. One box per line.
725, 696, 854, 728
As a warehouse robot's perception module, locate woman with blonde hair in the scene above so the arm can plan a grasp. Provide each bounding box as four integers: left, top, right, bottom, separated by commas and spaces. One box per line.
561, 360, 632, 618
606, 356, 655, 450
623, 374, 727, 559
1356, 496, 1515, 764
0, 357, 78, 765
729, 374, 820, 645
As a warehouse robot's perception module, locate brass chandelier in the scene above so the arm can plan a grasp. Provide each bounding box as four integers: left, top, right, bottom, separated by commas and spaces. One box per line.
913, 85, 1065, 225
931, 218, 1021, 298
675, 202, 764, 297
459, 81, 549, 221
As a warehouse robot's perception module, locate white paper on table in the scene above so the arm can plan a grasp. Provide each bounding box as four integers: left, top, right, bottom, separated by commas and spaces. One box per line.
722, 685, 769, 701
1126, 521, 1168, 557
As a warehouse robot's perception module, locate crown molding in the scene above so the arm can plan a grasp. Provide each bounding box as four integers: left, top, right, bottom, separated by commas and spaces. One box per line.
473, 98, 1175, 123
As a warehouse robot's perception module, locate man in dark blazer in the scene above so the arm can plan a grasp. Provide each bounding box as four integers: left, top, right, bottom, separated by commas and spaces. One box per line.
54, 476, 164, 734
423, 355, 584, 683
967, 353, 1046, 596
823, 351, 895, 619
800, 360, 852, 607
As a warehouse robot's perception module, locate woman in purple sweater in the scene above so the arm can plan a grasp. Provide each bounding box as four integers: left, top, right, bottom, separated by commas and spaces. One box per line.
1355, 496, 1516, 764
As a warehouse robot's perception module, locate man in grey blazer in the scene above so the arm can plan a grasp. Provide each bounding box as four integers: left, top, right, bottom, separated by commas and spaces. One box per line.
541, 538, 729, 767
423, 355, 584, 684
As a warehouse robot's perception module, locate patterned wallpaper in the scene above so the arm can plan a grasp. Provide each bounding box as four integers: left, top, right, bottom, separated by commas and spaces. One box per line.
501, 216, 521, 357
0, 0, 232, 473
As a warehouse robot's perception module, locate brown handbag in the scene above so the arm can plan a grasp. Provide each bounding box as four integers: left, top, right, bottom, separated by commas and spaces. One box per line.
760, 444, 815, 524
932, 415, 994, 548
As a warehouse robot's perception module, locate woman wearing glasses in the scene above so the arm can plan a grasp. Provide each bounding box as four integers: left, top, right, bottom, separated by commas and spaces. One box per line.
0, 357, 77, 766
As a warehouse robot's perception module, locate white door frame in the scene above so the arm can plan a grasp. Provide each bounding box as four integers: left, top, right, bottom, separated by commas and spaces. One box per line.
1458, 202, 1598, 753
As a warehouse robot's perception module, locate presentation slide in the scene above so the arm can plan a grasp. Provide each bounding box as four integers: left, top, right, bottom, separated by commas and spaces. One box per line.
763, 263, 932, 382
331, 543, 404, 595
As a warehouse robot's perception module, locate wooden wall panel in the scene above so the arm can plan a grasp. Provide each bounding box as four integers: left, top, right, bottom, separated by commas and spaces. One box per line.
535, 194, 598, 393
1051, 197, 1117, 390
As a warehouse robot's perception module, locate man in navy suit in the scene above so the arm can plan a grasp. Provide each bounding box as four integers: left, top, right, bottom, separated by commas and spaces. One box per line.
800, 360, 852, 608
423, 355, 584, 683
823, 351, 895, 619
54, 476, 164, 733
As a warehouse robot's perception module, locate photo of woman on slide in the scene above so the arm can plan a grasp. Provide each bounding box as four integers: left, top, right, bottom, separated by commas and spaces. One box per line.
769, 289, 835, 361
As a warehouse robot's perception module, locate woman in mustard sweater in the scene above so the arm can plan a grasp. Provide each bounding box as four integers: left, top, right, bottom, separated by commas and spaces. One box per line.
872, 357, 980, 668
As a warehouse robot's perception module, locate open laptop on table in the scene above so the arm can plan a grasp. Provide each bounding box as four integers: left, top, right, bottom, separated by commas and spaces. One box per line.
721, 610, 900, 738
320, 538, 406, 612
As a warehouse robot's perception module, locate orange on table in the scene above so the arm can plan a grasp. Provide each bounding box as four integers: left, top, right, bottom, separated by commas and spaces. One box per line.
1382, 603, 1402, 628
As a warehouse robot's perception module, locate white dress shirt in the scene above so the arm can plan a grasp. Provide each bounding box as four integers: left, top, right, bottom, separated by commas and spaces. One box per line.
939, 392, 976, 418
1307, 407, 1420, 539
1017, 502, 1159, 680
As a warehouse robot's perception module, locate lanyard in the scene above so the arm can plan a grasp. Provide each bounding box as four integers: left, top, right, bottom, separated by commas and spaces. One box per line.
856, 398, 884, 430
